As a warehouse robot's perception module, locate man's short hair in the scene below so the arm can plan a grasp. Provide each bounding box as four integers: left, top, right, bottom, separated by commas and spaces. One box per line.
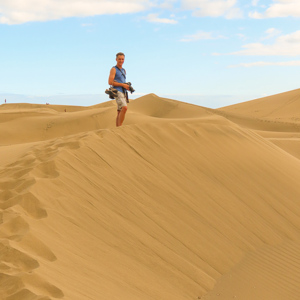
116, 52, 125, 58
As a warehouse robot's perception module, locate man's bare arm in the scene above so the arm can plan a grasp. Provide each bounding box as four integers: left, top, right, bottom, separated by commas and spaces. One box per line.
108, 67, 116, 85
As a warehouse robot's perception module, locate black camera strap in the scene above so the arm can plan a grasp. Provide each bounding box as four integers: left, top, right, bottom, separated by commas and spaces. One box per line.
115, 65, 126, 79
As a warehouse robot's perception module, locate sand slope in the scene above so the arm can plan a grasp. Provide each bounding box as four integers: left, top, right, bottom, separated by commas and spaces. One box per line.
1, 91, 300, 300
216, 88, 300, 161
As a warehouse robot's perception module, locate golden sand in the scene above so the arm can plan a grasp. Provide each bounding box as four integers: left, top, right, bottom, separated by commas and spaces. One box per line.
1, 90, 300, 300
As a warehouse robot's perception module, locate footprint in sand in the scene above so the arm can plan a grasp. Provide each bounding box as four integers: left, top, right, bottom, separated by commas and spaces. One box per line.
0, 194, 20, 210
0, 274, 63, 299
1, 288, 52, 300
0, 192, 47, 219
19, 192, 47, 219
0, 216, 29, 241
0, 242, 40, 273
0, 178, 36, 194
6, 154, 36, 168
34, 147, 58, 162
31, 160, 59, 179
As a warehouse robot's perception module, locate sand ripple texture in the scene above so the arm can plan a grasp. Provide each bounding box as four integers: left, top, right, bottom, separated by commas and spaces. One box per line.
1, 91, 300, 300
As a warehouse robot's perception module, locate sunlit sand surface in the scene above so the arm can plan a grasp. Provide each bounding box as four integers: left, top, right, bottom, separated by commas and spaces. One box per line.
1, 90, 300, 300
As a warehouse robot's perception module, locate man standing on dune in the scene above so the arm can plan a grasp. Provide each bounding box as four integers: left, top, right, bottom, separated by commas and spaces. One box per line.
108, 52, 130, 127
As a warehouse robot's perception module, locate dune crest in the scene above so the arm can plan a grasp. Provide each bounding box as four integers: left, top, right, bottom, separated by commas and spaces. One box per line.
1, 91, 300, 299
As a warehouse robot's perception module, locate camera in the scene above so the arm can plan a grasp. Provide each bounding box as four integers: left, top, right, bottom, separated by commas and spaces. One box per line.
126, 82, 135, 94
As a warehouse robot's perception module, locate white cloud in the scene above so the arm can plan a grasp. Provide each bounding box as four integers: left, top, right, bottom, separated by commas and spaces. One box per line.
230, 30, 300, 56
236, 33, 247, 41
249, 0, 300, 18
180, 30, 226, 42
158, 0, 177, 10
0, 0, 150, 25
181, 0, 243, 19
262, 28, 282, 40
144, 13, 178, 24
249, 11, 263, 19
229, 61, 300, 68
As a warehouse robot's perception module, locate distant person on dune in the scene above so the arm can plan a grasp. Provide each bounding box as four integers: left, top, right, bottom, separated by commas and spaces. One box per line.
108, 52, 130, 127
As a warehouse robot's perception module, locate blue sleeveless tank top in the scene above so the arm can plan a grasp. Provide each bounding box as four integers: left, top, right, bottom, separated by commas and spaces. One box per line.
113, 66, 126, 93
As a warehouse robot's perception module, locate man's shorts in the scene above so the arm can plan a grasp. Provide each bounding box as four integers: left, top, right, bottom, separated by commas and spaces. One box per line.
115, 91, 127, 111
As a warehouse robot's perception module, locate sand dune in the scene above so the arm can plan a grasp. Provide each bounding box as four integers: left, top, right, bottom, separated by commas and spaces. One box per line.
1, 90, 300, 300
219, 88, 300, 122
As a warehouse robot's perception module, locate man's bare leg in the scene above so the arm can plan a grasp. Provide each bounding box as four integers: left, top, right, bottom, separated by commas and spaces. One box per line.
116, 106, 127, 127
116, 110, 120, 127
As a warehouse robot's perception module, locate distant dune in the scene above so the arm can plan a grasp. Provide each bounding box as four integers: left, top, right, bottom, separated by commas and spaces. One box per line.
0, 90, 300, 300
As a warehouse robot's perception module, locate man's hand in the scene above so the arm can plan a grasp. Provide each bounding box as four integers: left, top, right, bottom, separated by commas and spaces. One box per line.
123, 83, 130, 90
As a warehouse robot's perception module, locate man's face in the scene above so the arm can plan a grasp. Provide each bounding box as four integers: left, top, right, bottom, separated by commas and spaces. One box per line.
116, 55, 125, 67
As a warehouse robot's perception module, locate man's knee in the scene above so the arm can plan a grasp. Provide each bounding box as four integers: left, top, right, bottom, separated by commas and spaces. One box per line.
122, 106, 128, 112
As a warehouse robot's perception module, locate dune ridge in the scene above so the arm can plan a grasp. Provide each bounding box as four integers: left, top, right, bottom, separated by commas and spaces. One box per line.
1, 90, 300, 299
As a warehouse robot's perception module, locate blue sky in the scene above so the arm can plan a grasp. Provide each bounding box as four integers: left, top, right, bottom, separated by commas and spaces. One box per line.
0, 0, 299, 108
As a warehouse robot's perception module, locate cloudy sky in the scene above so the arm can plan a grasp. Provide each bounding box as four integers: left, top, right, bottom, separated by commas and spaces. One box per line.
1, 0, 299, 108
